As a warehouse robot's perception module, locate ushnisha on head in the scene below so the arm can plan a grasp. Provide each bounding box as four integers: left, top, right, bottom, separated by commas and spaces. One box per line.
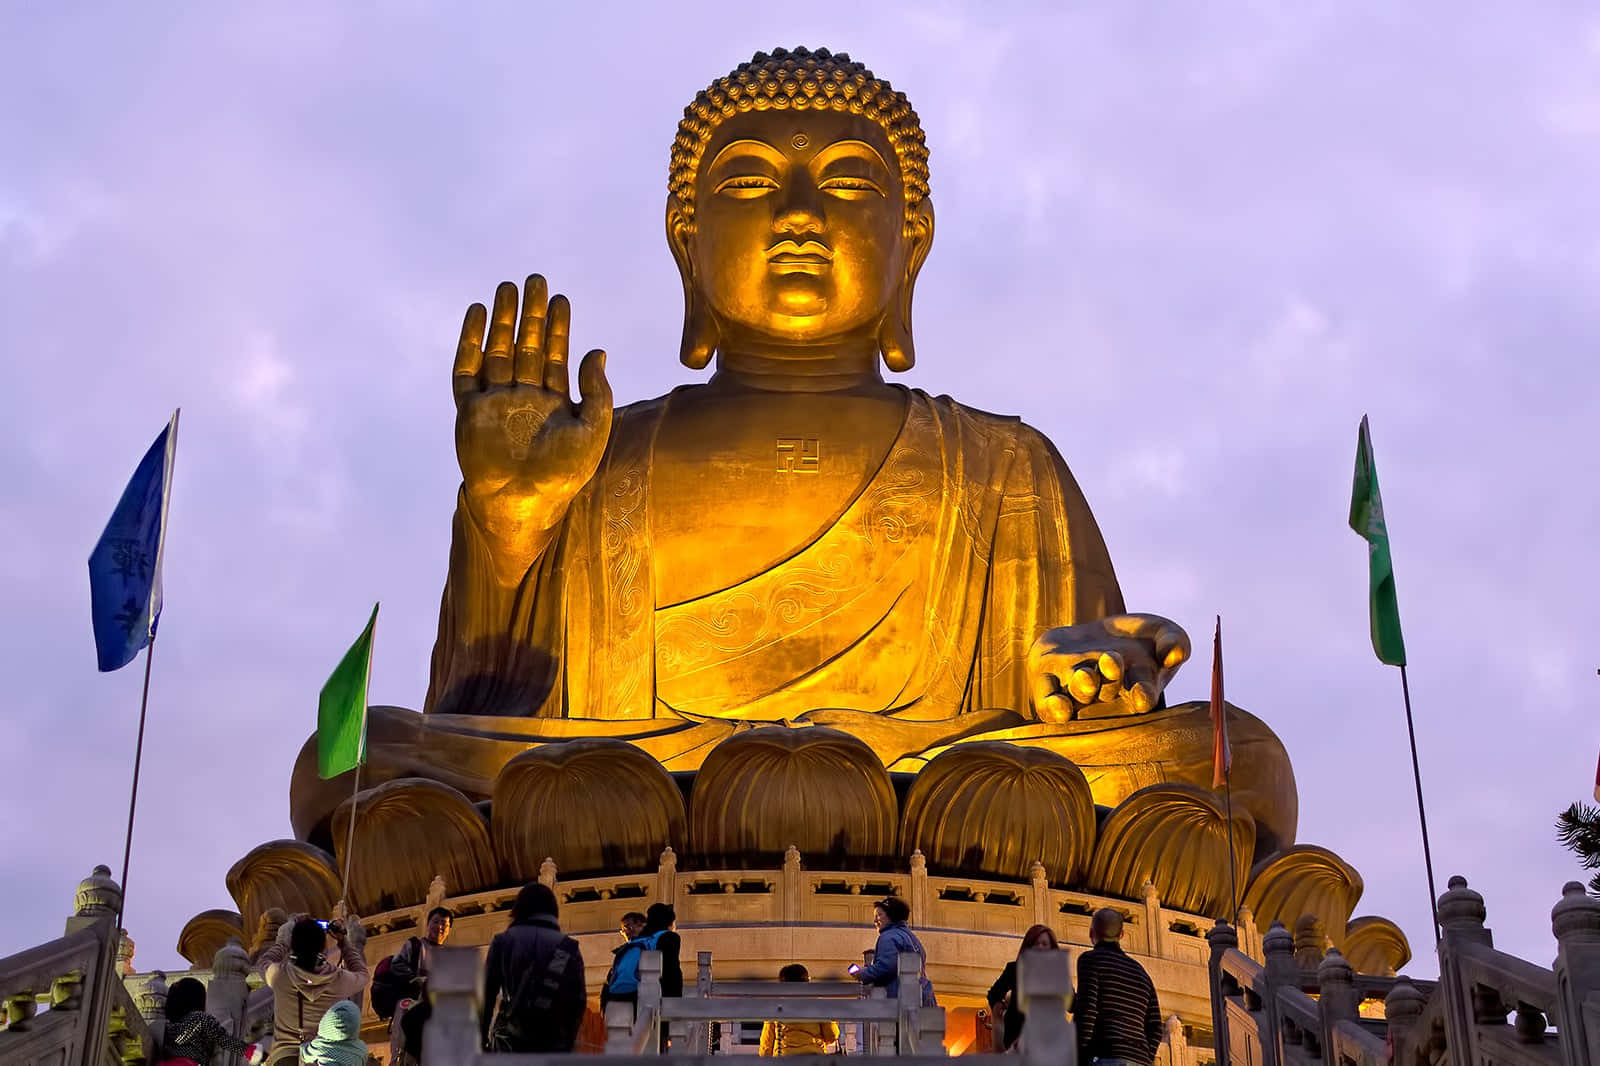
666, 46, 935, 373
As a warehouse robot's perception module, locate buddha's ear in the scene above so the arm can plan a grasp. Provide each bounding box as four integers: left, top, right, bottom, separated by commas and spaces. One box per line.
667, 200, 718, 370
879, 198, 935, 373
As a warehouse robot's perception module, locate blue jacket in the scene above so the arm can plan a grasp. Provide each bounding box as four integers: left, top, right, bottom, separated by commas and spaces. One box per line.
858, 923, 937, 1005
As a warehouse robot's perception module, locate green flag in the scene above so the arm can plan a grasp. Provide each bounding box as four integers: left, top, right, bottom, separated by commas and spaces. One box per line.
1348, 417, 1406, 666
318, 603, 378, 779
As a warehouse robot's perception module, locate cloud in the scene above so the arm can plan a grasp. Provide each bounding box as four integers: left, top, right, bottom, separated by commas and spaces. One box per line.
1, 3, 1596, 981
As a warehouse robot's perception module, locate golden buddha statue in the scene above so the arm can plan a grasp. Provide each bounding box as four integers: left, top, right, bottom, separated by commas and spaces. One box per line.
236, 51, 1371, 952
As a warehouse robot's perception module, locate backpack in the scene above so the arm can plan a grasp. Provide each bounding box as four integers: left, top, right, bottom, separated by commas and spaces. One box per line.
603, 930, 664, 998
489, 934, 583, 1053
371, 938, 420, 1020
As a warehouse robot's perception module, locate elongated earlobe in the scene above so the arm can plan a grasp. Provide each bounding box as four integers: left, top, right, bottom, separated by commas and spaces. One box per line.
878, 298, 915, 372
680, 290, 718, 369
879, 199, 935, 374
667, 201, 718, 370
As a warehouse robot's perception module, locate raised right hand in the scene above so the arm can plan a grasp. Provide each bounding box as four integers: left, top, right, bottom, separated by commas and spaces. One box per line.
454, 275, 613, 549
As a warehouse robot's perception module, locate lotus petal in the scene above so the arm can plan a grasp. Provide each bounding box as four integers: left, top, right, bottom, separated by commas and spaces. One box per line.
900, 742, 1096, 884
493, 738, 685, 880
1086, 784, 1254, 916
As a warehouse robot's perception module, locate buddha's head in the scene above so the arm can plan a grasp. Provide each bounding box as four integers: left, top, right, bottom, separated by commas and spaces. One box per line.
668, 47, 934, 372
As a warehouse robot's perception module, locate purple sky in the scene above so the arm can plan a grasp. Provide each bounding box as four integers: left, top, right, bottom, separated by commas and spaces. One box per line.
3, 5, 1596, 979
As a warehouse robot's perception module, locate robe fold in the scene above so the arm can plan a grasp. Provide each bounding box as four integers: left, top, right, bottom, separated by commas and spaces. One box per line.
425, 386, 1123, 725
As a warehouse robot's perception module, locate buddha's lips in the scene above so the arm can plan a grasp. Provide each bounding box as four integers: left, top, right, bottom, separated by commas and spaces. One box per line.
767, 240, 833, 272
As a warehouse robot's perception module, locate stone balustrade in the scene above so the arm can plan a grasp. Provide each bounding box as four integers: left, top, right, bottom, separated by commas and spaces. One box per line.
421, 938, 1075, 1063
1208, 875, 1600, 1066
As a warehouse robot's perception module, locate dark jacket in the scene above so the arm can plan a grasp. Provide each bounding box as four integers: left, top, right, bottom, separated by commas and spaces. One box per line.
480, 915, 586, 1053
858, 922, 936, 1004
987, 961, 1026, 1050
1072, 941, 1162, 1065
653, 930, 683, 998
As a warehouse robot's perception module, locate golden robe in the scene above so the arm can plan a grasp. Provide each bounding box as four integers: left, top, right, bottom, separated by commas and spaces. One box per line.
425, 387, 1123, 725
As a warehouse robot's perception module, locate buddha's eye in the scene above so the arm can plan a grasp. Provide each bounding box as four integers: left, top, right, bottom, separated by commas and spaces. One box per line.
818, 175, 885, 199
713, 175, 780, 198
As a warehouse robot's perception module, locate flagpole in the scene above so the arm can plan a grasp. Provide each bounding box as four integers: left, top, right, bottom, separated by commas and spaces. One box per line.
337, 612, 375, 910
339, 759, 361, 908
1223, 769, 1239, 924
115, 635, 157, 934
1399, 664, 1442, 943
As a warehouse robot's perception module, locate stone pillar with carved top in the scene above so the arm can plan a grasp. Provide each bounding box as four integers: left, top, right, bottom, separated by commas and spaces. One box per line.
909, 849, 930, 923
781, 846, 802, 924
1437, 875, 1491, 1066
538, 857, 557, 889
1143, 879, 1165, 959
208, 938, 252, 1052
1552, 880, 1600, 1066
1207, 921, 1238, 1066
1165, 1012, 1189, 1066
658, 847, 677, 903
426, 944, 483, 1061
1031, 860, 1051, 929
1385, 977, 1426, 1066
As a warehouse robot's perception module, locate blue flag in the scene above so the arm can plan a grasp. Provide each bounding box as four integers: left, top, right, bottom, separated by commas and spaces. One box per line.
89, 412, 179, 671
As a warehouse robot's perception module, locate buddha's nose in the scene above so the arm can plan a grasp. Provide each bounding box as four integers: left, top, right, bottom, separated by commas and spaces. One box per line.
774, 184, 825, 236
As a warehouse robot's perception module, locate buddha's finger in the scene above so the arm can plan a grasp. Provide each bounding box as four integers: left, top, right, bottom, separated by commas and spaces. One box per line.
1037, 690, 1075, 725
1097, 651, 1124, 683
576, 349, 613, 431
1124, 663, 1158, 713
513, 274, 549, 385
1155, 625, 1191, 668
453, 303, 487, 398
544, 295, 572, 396
483, 281, 518, 386
1068, 665, 1100, 704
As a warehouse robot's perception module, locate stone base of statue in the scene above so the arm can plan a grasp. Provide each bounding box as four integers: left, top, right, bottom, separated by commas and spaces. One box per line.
178, 716, 1407, 1053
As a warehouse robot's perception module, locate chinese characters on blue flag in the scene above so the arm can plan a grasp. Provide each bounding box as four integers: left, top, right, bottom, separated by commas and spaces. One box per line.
88, 412, 179, 671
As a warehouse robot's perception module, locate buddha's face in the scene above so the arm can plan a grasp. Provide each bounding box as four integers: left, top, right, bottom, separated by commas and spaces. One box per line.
683, 109, 914, 348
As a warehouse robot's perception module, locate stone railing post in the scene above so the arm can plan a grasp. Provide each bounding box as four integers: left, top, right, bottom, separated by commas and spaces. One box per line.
1165, 1013, 1189, 1066
657, 847, 677, 903
1261, 921, 1294, 1066
895, 949, 922, 1053
1293, 915, 1327, 970
66, 864, 123, 1065
638, 950, 663, 1052
1553, 881, 1600, 1066
135, 969, 168, 1050
1437, 875, 1491, 1066
1031, 861, 1051, 929
208, 938, 252, 1059
1385, 977, 1426, 1066
1208, 920, 1239, 1066
427, 945, 483, 1063
910, 849, 930, 922
1144, 879, 1165, 958
1316, 948, 1357, 1062
538, 857, 558, 890
1237, 905, 1261, 962
781, 846, 802, 923
1018, 947, 1075, 1066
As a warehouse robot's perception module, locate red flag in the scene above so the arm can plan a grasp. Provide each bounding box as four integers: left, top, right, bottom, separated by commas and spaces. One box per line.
1211, 616, 1230, 789
1593, 746, 1599, 804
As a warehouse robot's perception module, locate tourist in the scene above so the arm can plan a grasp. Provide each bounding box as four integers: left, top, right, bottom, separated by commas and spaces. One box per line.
853, 897, 936, 1005
297, 1000, 366, 1066
642, 903, 683, 999
759, 964, 838, 1056
256, 916, 369, 1066
620, 911, 646, 941
985, 924, 1063, 1051
1072, 908, 1163, 1066
481, 882, 586, 1053
376, 906, 454, 1065
158, 976, 261, 1065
